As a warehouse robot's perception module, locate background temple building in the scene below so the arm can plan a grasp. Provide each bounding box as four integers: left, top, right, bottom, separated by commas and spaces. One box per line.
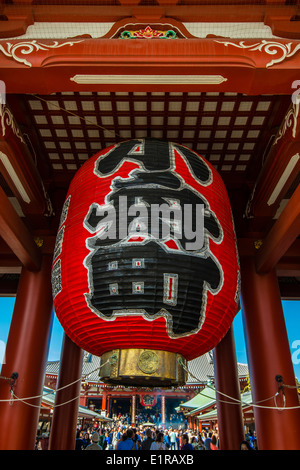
43, 351, 249, 431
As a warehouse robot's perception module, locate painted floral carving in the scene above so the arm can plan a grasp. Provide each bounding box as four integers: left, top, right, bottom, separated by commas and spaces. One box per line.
0, 103, 25, 143
120, 26, 177, 39
215, 39, 300, 68
0, 40, 83, 67
273, 102, 299, 146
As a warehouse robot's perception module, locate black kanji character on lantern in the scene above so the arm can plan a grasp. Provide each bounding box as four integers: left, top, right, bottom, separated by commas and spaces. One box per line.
84, 139, 223, 338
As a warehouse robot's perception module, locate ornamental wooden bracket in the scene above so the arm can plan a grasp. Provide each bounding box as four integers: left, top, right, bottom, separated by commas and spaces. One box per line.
255, 184, 300, 274
0, 103, 53, 217
245, 100, 300, 224
0, 184, 42, 271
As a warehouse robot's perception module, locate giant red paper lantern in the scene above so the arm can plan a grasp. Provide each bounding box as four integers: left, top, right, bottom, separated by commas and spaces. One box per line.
52, 139, 240, 385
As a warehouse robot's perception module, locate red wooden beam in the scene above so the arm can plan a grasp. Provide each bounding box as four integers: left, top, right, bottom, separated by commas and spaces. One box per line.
0, 184, 41, 271
276, 239, 300, 277
1, 4, 299, 28
0, 103, 52, 216
276, 262, 300, 278
0, 278, 19, 296
279, 282, 300, 300
238, 238, 300, 276
1, 37, 300, 95
255, 184, 300, 273
248, 101, 300, 221
0, 255, 21, 274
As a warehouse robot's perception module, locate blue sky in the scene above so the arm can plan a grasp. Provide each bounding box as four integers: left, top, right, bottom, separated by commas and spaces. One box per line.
0, 297, 299, 379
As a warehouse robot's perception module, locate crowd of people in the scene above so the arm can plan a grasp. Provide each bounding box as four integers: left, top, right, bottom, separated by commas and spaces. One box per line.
109, 411, 186, 429
74, 425, 258, 451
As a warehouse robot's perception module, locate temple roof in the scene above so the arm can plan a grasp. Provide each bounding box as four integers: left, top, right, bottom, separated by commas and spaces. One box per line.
177, 388, 253, 420
41, 386, 103, 419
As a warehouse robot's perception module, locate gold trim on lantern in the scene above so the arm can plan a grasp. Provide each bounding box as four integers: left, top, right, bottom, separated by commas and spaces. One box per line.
99, 349, 187, 387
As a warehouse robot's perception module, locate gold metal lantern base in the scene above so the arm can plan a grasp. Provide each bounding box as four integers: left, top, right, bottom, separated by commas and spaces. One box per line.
99, 349, 187, 387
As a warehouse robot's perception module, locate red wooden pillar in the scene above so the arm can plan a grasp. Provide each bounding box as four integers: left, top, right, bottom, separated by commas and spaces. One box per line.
0, 255, 53, 450
240, 257, 300, 450
213, 325, 245, 450
48, 333, 83, 450
101, 390, 107, 411
131, 394, 136, 425
79, 395, 86, 407
107, 395, 111, 416
161, 395, 166, 427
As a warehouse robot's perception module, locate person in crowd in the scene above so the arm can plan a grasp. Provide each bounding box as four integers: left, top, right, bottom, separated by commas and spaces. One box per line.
141, 428, 155, 450
176, 430, 180, 450
164, 430, 171, 449
82, 432, 91, 449
132, 428, 142, 450
191, 436, 204, 450
252, 439, 258, 450
98, 428, 106, 449
117, 429, 138, 450
85, 432, 102, 450
195, 434, 205, 450
75, 430, 85, 450
169, 428, 176, 450
150, 432, 167, 450
204, 431, 212, 450
240, 440, 253, 450
210, 434, 219, 450
115, 432, 128, 450
181, 434, 193, 451
178, 430, 183, 449
112, 428, 121, 449
104, 430, 112, 450
34, 436, 42, 450
248, 430, 257, 449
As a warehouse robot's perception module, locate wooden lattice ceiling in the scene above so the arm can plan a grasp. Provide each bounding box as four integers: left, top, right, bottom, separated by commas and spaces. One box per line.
1, 89, 292, 241
23, 91, 290, 181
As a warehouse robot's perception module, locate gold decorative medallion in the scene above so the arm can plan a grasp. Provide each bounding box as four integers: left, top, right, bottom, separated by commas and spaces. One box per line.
138, 350, 160, 374
99, 349, 187, 386
34, 237, 44, 248
254, 239, 263, 250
